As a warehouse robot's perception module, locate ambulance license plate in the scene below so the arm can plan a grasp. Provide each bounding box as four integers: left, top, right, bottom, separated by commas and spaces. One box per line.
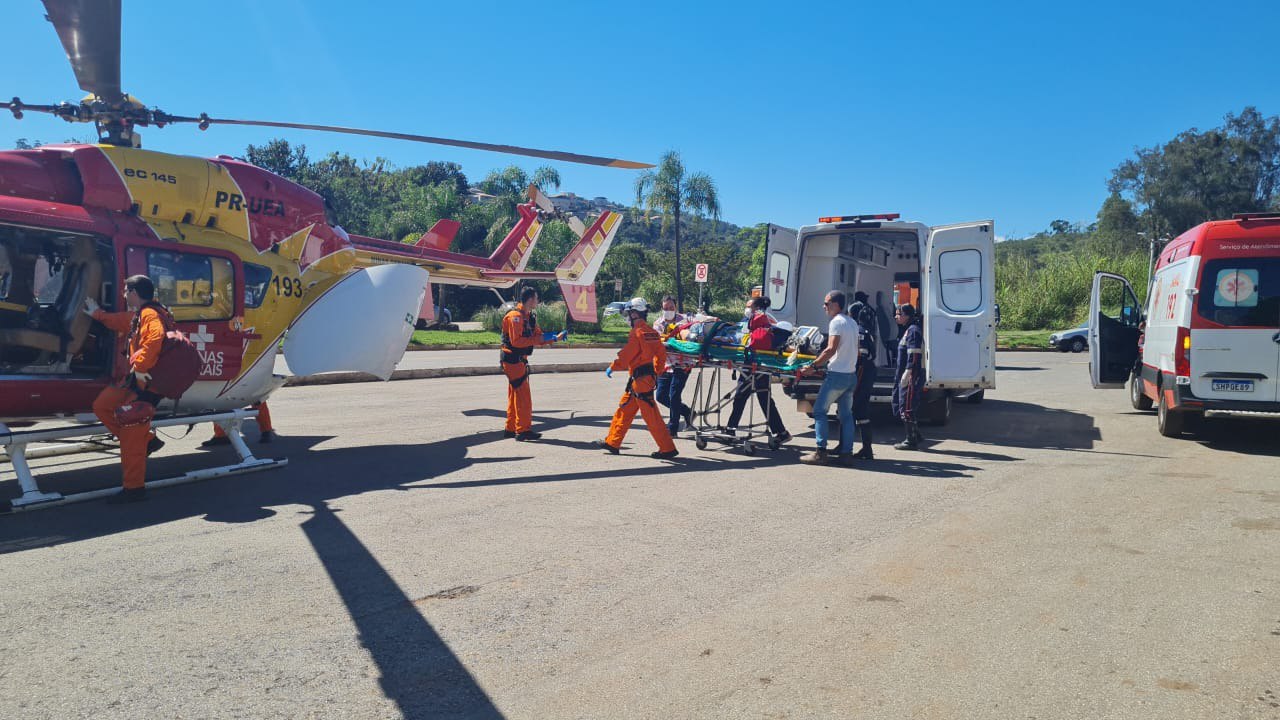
1212, 379, 1254, 392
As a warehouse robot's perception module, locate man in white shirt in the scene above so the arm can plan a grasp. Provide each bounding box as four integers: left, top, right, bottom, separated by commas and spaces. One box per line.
798, 290, 860, 465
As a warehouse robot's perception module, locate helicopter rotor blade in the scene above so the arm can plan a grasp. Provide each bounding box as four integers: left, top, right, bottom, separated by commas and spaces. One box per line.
170, 115, 653, 169
42, 0, 124, 104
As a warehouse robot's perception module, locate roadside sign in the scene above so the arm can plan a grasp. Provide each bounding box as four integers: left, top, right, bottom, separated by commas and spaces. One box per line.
613, 278, 623, 293
695, 263, 709, 283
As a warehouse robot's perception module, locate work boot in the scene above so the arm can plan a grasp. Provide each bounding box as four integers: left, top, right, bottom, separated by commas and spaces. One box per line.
200, 435, 231, 448
515, 431, 542, 442
800, 448, 831, 465
651, 449, 679, 459
594, 440, 620, 455
146, 436, 165, 456
106, 487, 147, 504
259, 430, 276, 444
503, 430, 517, 439
894, 421, 919, 451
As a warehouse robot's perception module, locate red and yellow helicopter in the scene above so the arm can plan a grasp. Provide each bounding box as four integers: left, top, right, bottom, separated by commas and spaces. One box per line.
0, 0, 647, 510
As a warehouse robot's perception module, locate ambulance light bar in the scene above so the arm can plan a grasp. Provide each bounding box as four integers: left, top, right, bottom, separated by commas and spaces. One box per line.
1234, 212, 1280, 221
818, 213, 900, 223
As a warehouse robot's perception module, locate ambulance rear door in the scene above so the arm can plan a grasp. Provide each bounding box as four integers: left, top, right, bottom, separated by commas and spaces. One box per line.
763, 224, 799, 326
923, 221, 996, 389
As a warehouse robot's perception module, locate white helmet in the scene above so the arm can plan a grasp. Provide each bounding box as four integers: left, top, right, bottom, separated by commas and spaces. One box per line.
625, 297, 649, 313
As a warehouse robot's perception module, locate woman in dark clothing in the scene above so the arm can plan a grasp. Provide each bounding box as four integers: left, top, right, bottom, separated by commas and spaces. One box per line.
723, 296, 791, 443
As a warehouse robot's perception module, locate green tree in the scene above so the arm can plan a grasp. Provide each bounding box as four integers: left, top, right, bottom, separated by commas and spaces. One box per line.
1109, 107, 1280, 236
634, 150, 720, 312
245, 139, 309, 180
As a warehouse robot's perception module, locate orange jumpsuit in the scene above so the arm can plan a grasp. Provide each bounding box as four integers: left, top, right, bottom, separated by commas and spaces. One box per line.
604, 323, 677, 453
500, 303, 549, 434
91, 306, 165, 490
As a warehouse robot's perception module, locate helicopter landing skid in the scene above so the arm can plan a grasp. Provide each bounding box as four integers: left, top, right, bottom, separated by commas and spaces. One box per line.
0, 408, 288, 513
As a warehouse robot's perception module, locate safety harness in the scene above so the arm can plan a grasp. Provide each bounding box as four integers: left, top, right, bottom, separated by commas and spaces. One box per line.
500, 309, 538, 389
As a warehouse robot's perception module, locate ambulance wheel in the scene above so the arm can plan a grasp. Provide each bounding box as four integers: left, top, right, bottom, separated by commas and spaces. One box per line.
742, 441, 756, 456
921, 393, 952, 426
695, 437, 708, 451
1130, 372, 1153, 411
1157, 392, 1185, 437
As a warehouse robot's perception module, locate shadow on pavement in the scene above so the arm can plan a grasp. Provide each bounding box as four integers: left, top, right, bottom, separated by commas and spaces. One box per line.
922, 399, 1103, 451
994, 365, 1048, 371
1191, 417, 1280, 456
301, 502, 505, 720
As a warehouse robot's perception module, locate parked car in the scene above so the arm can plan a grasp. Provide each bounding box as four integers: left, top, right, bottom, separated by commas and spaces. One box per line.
1049, 325, 1088, 352
603, 301, 628, 317
414, 305, 454, 330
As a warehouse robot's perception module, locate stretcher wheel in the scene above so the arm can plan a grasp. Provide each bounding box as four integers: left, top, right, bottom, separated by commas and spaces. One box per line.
742, 441, 755, 455
695, 437, 708, 450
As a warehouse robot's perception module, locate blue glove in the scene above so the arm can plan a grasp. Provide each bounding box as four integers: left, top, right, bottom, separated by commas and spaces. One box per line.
605, 367, 613, 379
542, 331, 558, 342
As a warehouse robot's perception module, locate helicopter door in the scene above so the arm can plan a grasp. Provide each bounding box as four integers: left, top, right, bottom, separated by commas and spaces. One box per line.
283, 264, 428, 380
126, 245, 249, 384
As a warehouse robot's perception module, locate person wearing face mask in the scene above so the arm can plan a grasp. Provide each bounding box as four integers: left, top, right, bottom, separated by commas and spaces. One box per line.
596, 297, 679, 459
653, 295, 693, 435
722, 296, 790, 443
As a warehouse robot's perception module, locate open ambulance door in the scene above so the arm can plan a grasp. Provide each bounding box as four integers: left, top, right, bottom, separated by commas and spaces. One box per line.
762, 224, 798, 325
923, 221, 996, 389
1088, 271, 1142, 388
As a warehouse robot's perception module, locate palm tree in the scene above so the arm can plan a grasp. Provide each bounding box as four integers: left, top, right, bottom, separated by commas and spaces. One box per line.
634, 151, 720, 312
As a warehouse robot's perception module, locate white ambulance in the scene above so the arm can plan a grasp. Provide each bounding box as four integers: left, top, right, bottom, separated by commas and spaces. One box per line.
1089, 212, 1280, 436
767, 213, 997, 424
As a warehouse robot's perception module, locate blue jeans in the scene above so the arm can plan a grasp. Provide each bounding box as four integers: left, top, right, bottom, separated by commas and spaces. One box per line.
656, 369, 690, 433
813, 370, 856, 454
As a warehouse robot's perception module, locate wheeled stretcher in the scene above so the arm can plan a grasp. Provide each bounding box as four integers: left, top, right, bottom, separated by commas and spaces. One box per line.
664, 337, 817, 454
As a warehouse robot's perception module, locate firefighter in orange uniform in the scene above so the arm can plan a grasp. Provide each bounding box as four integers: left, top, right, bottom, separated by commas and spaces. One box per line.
83, 275, 167, 503
595, 298, 679, 459
501, 286, 564, 440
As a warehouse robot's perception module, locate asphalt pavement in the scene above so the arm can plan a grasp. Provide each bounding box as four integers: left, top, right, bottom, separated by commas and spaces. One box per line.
2, 352, 1278, 719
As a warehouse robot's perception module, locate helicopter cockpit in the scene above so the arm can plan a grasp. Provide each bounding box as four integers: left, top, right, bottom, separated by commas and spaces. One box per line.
0, 225, 114, 376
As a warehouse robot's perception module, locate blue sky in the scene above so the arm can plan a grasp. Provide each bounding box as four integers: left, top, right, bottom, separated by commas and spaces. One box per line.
4, 0, 1278, 239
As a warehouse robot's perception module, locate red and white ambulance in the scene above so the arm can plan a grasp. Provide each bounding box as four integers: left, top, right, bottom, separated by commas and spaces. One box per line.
1089, 212, 1280, 436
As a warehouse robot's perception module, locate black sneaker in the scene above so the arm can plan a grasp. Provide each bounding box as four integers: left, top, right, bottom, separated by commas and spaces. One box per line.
106, 487, 147, 504
146, 436, 165, 456
259, 430, 276, 444
651, 449, 679, 460
774, 431, 792, 445
594, 440, 620, 455
200, 435, 231, 448
515, 431, 542, 442
503, 430, 517, 439
836, 453, 857, 466
852, 447, 875, 460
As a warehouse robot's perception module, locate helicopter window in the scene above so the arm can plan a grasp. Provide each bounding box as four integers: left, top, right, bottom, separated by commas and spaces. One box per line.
244, 263, 272, 308
34, 253, 68, 305
146, 250, 235, 321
